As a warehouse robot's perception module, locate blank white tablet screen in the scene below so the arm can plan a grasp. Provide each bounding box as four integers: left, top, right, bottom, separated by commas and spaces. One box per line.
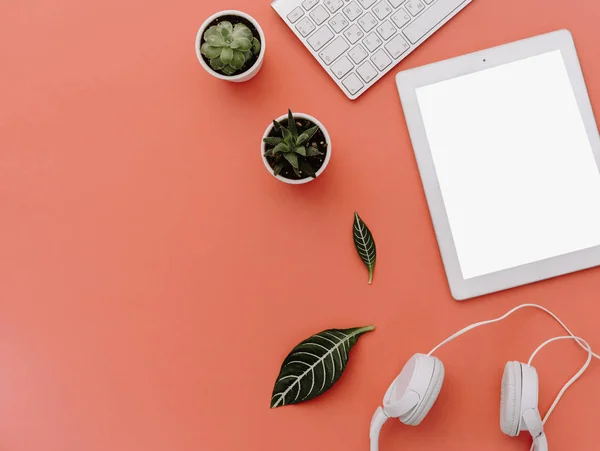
416, 50, 600, 280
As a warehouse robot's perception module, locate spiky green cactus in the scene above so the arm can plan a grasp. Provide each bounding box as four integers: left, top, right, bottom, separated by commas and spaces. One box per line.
200, 21, 261, 76
263, 110, 325, 178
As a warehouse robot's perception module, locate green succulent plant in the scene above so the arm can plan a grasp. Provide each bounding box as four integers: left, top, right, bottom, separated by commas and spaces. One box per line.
200, 21, 261, 76
263, 110, 325, 179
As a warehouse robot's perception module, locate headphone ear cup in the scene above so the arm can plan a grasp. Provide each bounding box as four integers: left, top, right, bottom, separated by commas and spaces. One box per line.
500, 361, 522, 437
402, 357, 445, 426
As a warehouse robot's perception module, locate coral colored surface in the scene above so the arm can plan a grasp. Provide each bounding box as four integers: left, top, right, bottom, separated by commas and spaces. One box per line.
1, 0, 599, 450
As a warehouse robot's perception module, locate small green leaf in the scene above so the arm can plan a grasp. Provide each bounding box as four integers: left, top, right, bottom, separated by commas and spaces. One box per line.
221, 65, 237, 76
287, 110, 298, 138
206, 35, 225, 47
203, 26, 220, 40
230, 50, 245, 69
220, 47, 233, 65
297, 134, 309, 146
271, 325, 375, 408
294, 146, 307, 156
232, 23, 253, 40
283, 152, 299, 169
273, 143, 289, 154
264, 148, 274, 157
252, 37, 261, 55
209, 57, 225, 70
273, 162, 285, 176
282, 126, 293, 142
263, 137, 283, 145
243, 50, 253, 62
299, 160, 317, 178
285, 138, 296, 150
272, 120, 281, 135
201, 43, 222, 59
297, 125, 319, 145
353, 212, 376, 284
305, 146, 323, 157
219, 21, 233, 36
231, 37, 252, 51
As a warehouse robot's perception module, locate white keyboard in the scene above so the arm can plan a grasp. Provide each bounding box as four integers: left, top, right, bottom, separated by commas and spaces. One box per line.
272, 0, 472, 99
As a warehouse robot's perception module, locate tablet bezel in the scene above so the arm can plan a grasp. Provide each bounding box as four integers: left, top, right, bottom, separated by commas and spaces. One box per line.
396, 29, 600, 300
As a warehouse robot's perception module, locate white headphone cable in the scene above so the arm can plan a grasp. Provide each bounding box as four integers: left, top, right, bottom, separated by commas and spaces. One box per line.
427, 304, 599, 360
527, 336, 593, 451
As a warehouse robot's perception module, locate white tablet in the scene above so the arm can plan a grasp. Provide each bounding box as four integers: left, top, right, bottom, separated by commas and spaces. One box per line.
396, 30, 600, 300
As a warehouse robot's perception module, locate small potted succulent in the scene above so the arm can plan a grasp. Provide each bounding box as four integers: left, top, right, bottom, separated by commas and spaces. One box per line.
195, 10, 265, 82
262, 110, 331, 184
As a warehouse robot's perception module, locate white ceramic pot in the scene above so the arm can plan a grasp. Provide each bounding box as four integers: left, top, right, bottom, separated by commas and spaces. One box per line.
195, 10, 266, 82
261, 113, 332, 185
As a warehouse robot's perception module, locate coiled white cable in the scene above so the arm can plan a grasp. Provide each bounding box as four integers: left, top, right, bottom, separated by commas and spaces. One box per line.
526, 336, 593, 451
427, 303, 599, 360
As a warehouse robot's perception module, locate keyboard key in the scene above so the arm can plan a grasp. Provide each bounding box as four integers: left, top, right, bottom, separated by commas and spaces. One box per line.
331, 56, 354, 78
376, 20, 396, 40
391, 8, 411, 28
348, 44, 368, 63
424, 0, 434, 3
357, 61, 378, 82
295, 17, 316, 37
319, 36, 350, 64
405, 0, 425, 16
324, 0, 345, 13
342, 73, 364, 95
385, 33, 410, 58
342, 1, 363, 21
358, 0, 377, 7
358, 12, 377, 32
307, 25, 334, 50
363, 32, 383, 51
389, 0, 406, 6
371, 48, 392, 70
403, 0, 466, 44
301, 0, 319, 10
373, 0, 393, 20
287, 7, 305, 23
329, 14, 349, 32
310, 5, 330, 25
344, 24, 364, 44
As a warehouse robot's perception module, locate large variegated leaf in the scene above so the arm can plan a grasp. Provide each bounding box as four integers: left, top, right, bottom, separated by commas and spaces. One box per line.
270, 325, 375, 408
353, 212, 376, 284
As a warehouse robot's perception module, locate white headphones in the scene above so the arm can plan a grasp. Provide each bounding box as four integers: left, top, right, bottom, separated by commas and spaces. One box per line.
370, 304, 598, 451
